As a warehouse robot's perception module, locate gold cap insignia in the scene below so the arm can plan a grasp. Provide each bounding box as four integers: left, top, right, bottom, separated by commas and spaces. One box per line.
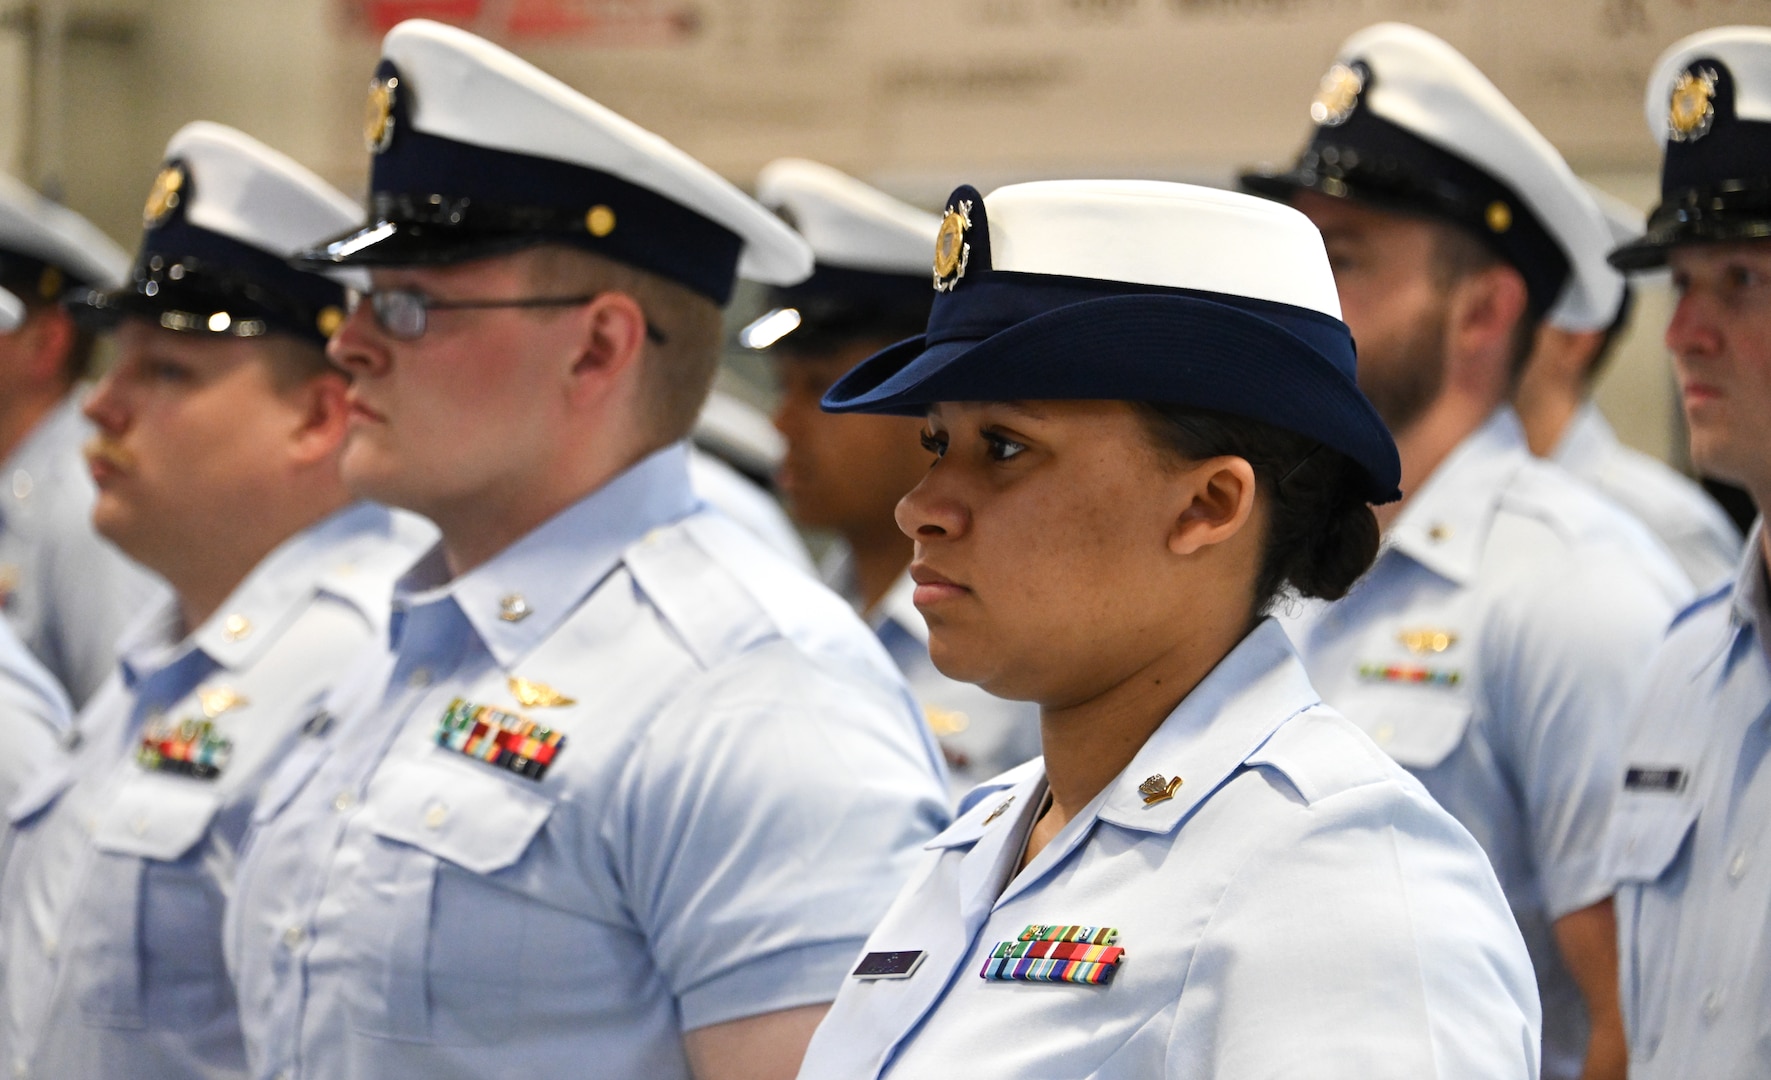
933, 200, 973, 293
509, 675, 576, 709
585, 205, 617, 237
197, 685, 249, 719
1310, 62, 1365, 127
1138, 773, 1183, 805
36, 265, 63, 300
1485, 201, 1512, 234
365, 76, 399, 154
316, 305, 344, 337
1669, 67, 1717, 143
144, 164, 186, 228
1398, 628, 1458, 655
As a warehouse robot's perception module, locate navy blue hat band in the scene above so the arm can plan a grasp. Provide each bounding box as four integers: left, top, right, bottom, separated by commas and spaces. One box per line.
1242, 104, 1569, 318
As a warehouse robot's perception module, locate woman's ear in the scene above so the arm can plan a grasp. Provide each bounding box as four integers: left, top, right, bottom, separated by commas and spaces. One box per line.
1167, 455, 1257, 557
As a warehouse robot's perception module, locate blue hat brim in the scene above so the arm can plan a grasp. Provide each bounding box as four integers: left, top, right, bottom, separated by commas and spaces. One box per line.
822, 293, 1402, 504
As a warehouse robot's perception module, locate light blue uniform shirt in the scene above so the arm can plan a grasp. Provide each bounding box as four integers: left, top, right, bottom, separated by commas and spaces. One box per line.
797, 619, 1541, 1079
1553, 401, 1741, 591
0, 617, 68, 876
0, 502, 434, 1080
226, 443, 949, 1080
1283, 408, 1691, 1080
0, 394, 167, 707
868, 570, 1042, 804
1606, 522, 1771, 1079
686, 445, 813, 574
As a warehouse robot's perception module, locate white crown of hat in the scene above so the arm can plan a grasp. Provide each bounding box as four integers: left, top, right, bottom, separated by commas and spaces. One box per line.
1643, 26, 1771, 140
755, 159, 939, 276
1339, 22, 1622, 332
383, 19, 811, 288
1545, 182, 1641, 331
694, 389, 785, 475
0, 172, 128, 290
165, 122, 362, 260
978, 179, 1343, 320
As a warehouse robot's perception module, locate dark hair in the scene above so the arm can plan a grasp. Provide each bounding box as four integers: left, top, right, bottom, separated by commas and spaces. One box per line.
1137, 404, 1381, 618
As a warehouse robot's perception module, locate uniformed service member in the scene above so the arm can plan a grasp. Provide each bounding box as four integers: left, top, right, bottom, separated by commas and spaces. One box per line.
688, 389, 815, 571
225, 20, 947, 1080
0, 603, 69, 874
749, 158, 1040, 800
1514, 183, 1742, 589
1600, 26, 1771, 1078
0, 176, 165, 707
796, 178, 1539, 1079
0, 121, 436, 1080
1240, 23, 1692, 1080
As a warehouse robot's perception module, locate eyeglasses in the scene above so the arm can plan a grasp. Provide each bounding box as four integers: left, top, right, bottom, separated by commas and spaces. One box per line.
346, 288, 668, 344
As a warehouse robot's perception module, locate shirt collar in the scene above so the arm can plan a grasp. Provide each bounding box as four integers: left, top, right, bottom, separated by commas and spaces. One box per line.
1549, 400, 1613, 476
1385, 407, 1529, 586
391, 442, 699, 670
1725, 519, 1771, 672
119, 501, 398, 689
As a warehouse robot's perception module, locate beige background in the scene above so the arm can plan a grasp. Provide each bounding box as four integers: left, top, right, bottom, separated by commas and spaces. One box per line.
7, 0, 1761, 466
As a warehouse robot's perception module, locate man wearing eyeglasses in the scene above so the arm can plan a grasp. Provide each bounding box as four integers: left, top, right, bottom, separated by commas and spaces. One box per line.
226, 21, 948, 1080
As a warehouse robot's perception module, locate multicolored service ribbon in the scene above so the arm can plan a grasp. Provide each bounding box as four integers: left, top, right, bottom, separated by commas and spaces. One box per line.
981, 925, 1125, 985
434, 698, 566, 781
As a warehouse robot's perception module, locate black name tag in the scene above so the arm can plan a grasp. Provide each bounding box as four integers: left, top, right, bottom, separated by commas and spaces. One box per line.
1625, 766, 1688, 794
852, 950, 926, 980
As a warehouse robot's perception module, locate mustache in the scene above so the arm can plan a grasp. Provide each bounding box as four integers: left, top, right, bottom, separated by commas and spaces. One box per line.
83, 437, 136, 471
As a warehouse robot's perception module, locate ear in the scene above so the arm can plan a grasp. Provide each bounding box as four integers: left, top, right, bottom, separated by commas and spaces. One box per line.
285, 370, 352, 467
1167, 455, 1258, 557
566, 291, 649, 404
1444, 263, 1529, 391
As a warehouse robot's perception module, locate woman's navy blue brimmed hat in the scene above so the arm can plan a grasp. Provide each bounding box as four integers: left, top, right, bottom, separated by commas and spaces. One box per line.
821, 180, 1403, 505
1610, 27, 1771, 271
70, 122, 362, 347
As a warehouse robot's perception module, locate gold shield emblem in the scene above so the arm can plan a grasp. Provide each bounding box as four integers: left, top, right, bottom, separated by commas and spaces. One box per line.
143, 164, 185, 228
933, 200, 972, 293
365, 76, 399, 154
1668, 67, 1717, 143
1310, 62, 1365, 127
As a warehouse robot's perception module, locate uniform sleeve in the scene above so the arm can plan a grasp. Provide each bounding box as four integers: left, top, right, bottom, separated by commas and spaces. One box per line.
1169, 776, 1540, 1080
603, 640, 950, 1032
1483, 552, 1682, 921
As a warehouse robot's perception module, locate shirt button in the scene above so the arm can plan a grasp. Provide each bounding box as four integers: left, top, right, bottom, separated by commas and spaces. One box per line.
408, 667, 433, 688
332, 791, 358, 813
424, 802, 449, 829
1730, 850, 1750, 881
1703, 988, 1725, 1019
282, 925, 306, 950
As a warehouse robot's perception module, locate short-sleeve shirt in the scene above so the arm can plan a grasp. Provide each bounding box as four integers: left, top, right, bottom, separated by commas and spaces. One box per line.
226, 443, 950, 1080
796, 618, 1541, 1080
686, 445, 813, 574
0, 617, 69, 872
1553, 402, 1741, 591
1606, 522, 1771, 1079
1282, 407, 1691, 1080
0, 502, 434, 1080
0, 395, 167, 707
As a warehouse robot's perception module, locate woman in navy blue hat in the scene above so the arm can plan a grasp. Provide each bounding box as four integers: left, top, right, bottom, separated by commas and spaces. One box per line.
794, 179, 1541, 1079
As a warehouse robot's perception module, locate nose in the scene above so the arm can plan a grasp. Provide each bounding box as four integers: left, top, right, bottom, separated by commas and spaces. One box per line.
328, 297, 392, 378
895, 467, 969, 543
1665, 289, 1721, 363
81, 364, 128, 435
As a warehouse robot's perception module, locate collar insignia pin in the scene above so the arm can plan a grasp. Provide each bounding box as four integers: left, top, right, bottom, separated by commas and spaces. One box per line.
1139, 773, 1183, 805
982, 795, 1015, 825
499, 593, 532, 622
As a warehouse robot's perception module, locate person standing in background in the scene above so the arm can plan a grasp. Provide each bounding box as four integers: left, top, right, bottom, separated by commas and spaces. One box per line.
0, 121, 436, 1080
1241, 23, 1692, 1080
1514, 182, 1742, 589
0, 176, 165, 707
751, 158, 1041, 800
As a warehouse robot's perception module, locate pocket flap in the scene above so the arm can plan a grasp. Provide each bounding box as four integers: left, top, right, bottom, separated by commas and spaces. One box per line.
1342, 693, 1472, 771
91, 776, 223, 861
362, 756, 553, 875
1606, 799, 1699, 883
8, 761, 73, 825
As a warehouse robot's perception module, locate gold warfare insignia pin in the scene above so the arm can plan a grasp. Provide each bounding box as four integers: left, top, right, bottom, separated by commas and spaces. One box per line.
924, 706, 970, 737
1669, 67, 1717, 143
143, 164, 186, 228
508, 675, 577, 709
1399, 628, 1458, 655
933, 200, 973, 293
1138, 773, 1183, 805
1310, 62, 1365, 127
365, 75, 399, 154
197, 685, 249, 719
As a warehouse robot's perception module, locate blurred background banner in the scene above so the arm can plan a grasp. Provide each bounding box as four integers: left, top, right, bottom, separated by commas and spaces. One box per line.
2, 0, 1757, 465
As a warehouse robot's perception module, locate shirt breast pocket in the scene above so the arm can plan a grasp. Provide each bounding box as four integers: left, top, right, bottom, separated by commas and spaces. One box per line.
1606, 797, 1699, 1054
352, 755, 559, 1045
78, 776, 226, 1030
1339, 691, 1473, 771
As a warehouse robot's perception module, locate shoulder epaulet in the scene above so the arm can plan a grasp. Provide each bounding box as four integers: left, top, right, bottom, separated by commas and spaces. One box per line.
1669, 579, 1734, 632
1243, 705, 1399, 807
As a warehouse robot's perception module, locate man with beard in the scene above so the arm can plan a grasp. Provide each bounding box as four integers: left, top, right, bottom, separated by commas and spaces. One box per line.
1602, 26, 1771, 1078
1242, 23, 1691, 1080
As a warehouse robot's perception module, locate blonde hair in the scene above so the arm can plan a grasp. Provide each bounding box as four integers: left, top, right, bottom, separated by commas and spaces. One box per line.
524, 245, 725, 444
